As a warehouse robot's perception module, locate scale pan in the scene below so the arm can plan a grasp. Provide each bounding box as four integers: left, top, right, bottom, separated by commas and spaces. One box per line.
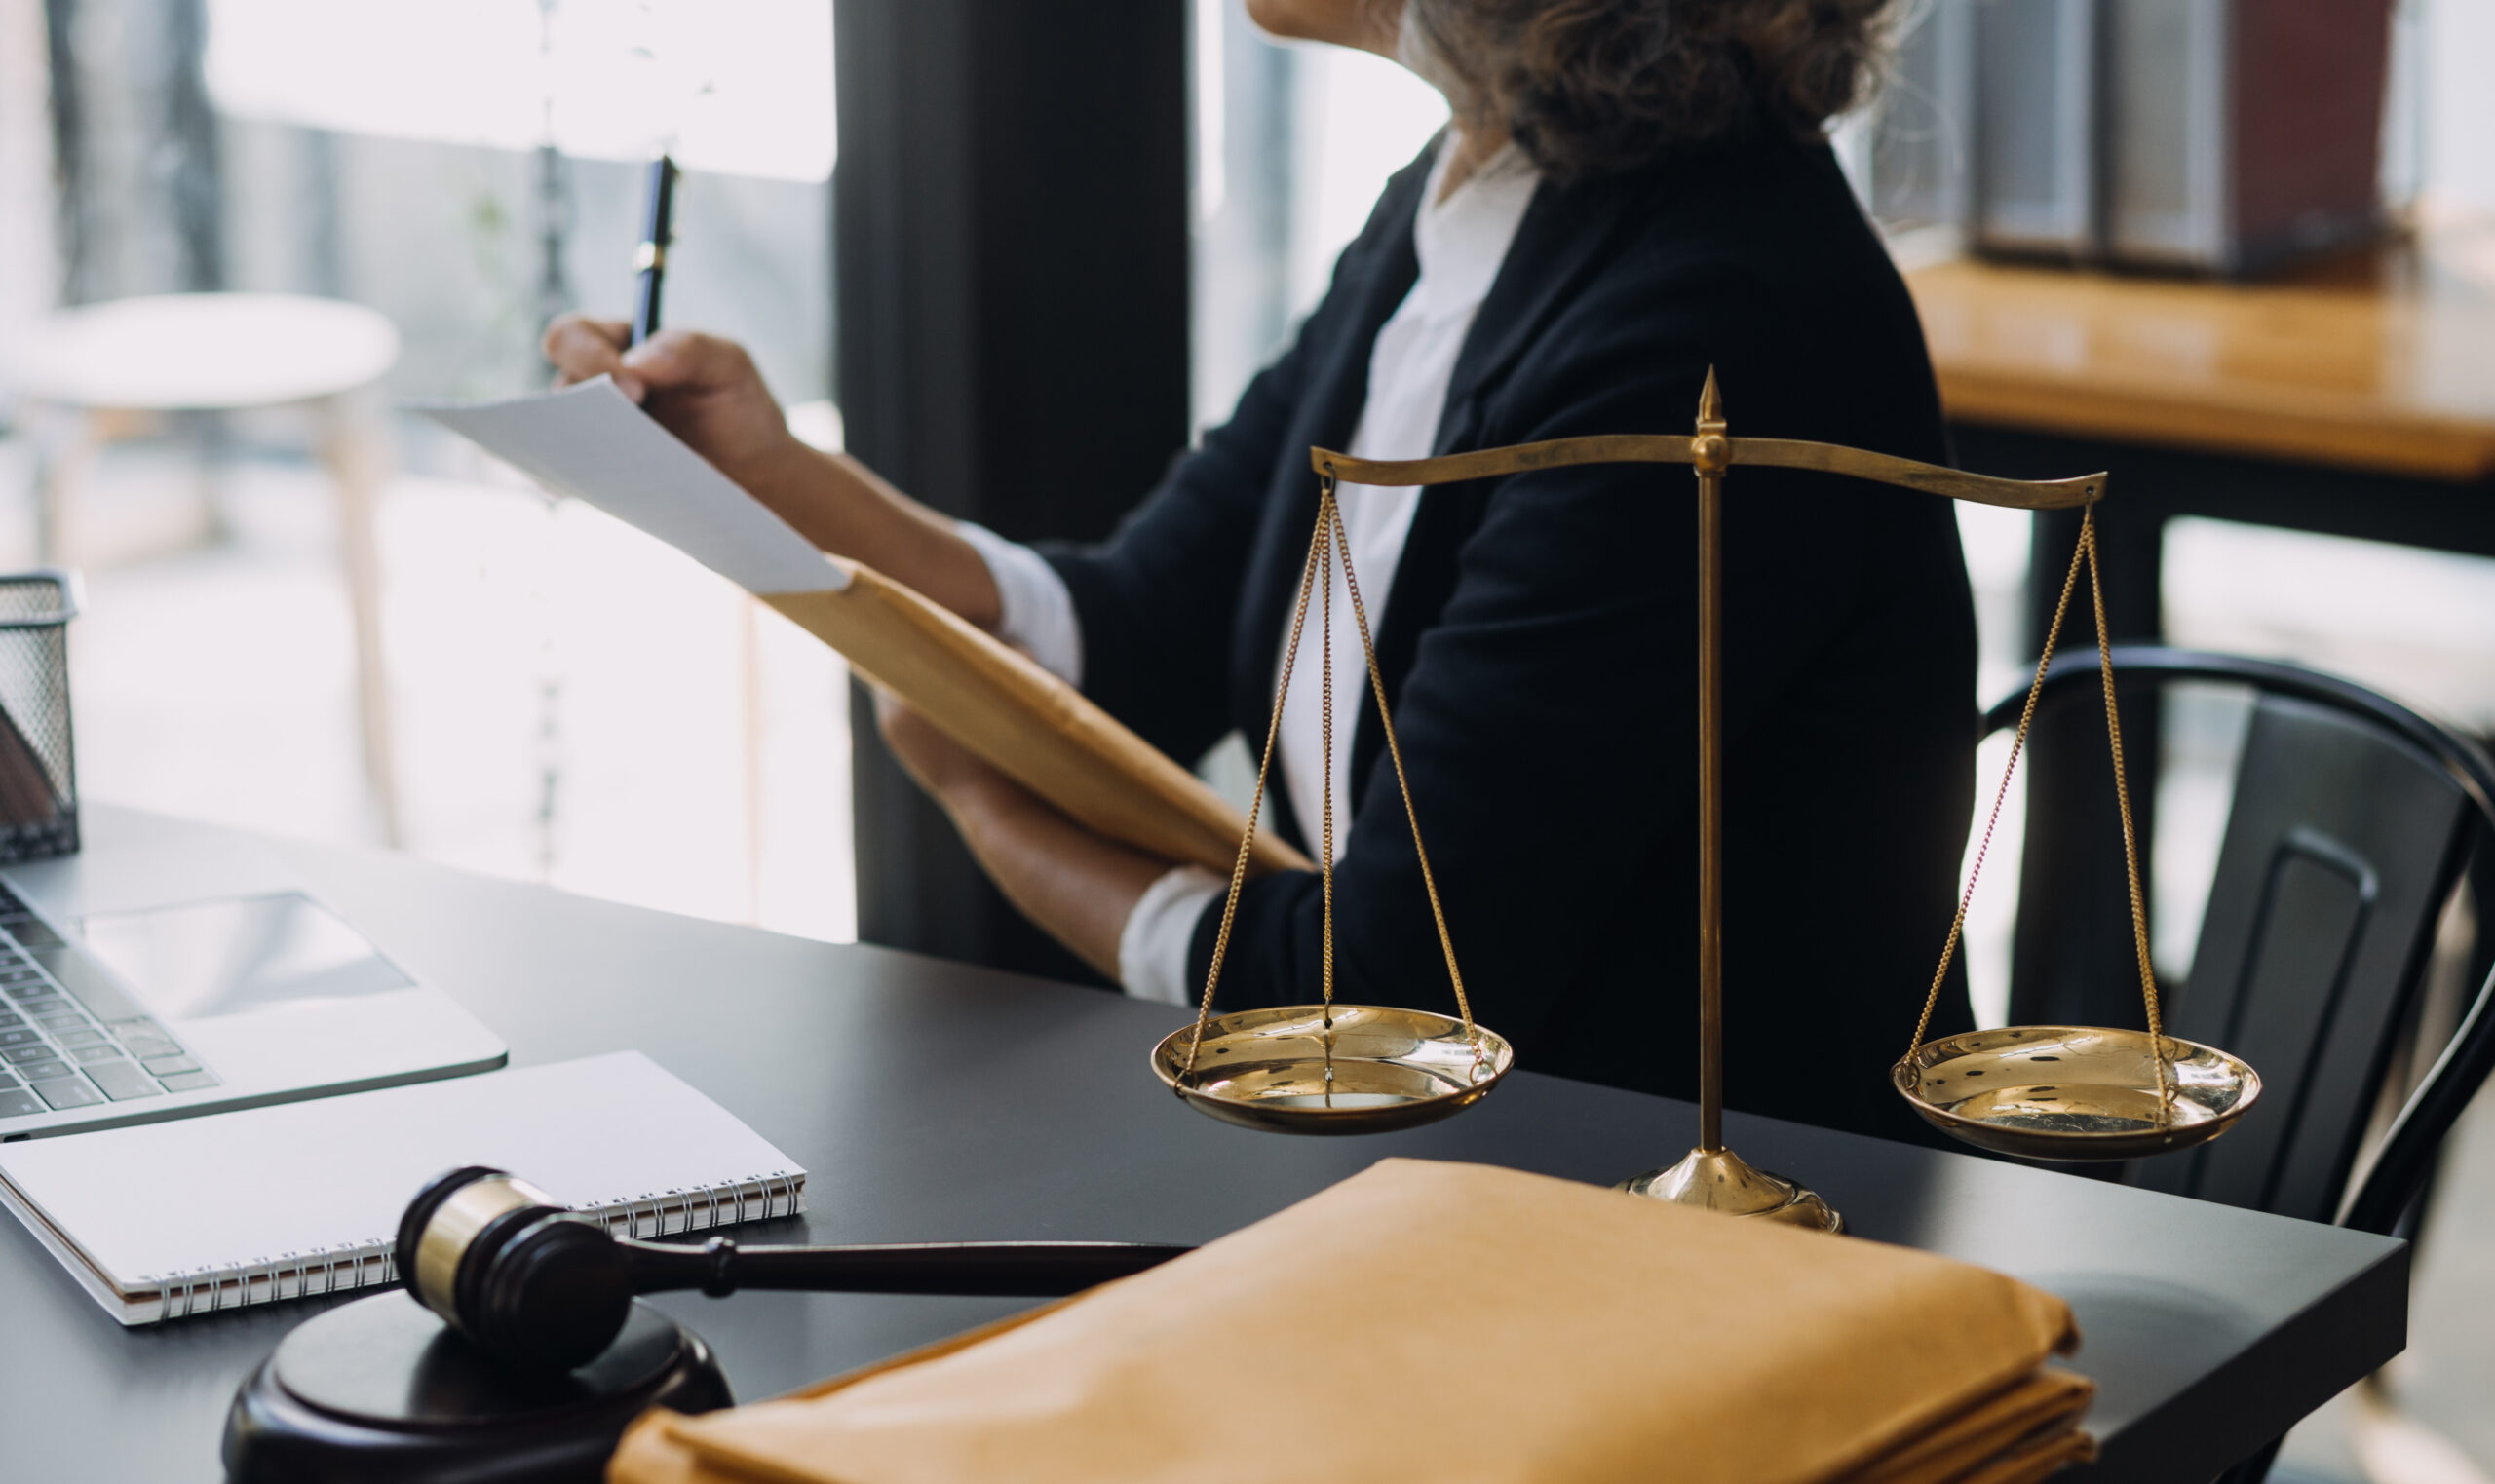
1151, 1005, 1513, 1135
1893, 1026, 2261, 1161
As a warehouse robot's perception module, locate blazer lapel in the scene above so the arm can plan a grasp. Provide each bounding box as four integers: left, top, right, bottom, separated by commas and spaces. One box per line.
1341, 170, 1647, 806
1444, 167, 1650, 415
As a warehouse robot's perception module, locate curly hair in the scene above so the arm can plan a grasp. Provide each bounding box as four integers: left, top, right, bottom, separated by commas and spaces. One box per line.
1401, 0, 1898, 180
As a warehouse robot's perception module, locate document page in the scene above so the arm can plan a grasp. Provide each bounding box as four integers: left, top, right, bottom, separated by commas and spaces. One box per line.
422, 377, 845, 595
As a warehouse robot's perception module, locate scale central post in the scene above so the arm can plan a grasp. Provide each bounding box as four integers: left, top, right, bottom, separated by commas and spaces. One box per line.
1697, 377, 1726, 1156
1618, 371, 1841, 1231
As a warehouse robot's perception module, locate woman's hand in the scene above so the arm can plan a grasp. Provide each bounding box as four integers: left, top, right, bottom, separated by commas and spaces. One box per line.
543, 316, 812, 500
872, 690, 1171, 980
540, 315, 1004, 628
874, 688, 1014, 806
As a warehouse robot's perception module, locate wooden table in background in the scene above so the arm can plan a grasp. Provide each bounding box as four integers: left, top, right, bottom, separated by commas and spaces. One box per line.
1907, 213, 2495, 645
1911, 215, 2495, 488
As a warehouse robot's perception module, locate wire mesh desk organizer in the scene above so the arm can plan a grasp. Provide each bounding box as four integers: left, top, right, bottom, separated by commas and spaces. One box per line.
0, 571, 81, 862
1164, 370, 2261, 1227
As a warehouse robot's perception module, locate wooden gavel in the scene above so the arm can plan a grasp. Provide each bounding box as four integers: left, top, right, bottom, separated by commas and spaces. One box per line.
396, 1166, 1192, 1373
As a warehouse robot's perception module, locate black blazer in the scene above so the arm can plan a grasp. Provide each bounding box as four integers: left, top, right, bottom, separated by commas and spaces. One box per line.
1045, 133, 1977, 1144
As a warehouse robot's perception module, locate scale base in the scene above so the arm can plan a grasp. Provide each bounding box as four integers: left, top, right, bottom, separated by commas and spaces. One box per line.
1617, 1146, 1843, 1233
222, 1293, 731, 1484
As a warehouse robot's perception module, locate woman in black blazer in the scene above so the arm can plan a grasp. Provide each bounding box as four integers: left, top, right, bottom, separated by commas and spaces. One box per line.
548, 0, 1976, 1146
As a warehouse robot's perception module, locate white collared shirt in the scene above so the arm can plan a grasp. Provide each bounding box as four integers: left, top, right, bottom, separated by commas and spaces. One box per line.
957, 134, 1541, 1005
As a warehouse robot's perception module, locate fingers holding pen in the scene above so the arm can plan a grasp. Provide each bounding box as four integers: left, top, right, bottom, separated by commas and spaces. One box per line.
544, 317, 764, 408
544, 315, 635, 397
617, 330, 765, 400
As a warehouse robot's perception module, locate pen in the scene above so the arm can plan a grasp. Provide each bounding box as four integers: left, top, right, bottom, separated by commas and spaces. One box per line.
631, 153, 678, 347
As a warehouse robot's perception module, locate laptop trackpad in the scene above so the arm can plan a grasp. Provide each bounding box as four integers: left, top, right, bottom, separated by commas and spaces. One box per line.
78, 893, 413, 1019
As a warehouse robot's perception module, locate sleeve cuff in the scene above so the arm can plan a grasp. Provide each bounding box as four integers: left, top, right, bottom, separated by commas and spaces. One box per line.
1118, 865, 1227, 1006
955, 520, 1085, 687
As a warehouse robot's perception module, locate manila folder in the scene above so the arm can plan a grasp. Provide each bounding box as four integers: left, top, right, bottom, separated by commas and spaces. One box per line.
613, 1159, 2093, 1484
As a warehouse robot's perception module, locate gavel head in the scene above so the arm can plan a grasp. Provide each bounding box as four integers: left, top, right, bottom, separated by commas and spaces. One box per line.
396, 1166, 635, 1373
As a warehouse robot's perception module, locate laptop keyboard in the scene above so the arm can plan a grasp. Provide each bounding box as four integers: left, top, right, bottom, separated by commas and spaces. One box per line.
0, 885, 215, 1121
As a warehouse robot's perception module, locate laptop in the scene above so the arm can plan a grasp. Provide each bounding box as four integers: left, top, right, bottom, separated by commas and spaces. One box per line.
0, 832, 506, 1138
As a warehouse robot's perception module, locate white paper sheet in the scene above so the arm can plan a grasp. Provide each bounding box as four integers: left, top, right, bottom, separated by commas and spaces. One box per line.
421, 376, 848, 594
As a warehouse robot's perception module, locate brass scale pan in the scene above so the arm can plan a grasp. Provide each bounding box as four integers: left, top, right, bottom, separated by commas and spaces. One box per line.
1151, 383, 2258, 1161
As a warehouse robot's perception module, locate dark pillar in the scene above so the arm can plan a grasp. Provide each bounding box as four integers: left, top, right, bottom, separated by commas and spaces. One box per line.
832, 1, 1192, 979
161, 0, 222, 292
41, 0, 89, 303
43, 0, 225, 301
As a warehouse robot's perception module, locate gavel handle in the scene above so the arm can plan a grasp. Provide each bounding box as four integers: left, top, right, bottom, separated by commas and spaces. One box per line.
614, 1236, 1193, 1299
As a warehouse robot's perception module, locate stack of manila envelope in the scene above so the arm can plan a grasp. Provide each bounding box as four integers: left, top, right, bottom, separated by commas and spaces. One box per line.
614, 1158, 2094, 1484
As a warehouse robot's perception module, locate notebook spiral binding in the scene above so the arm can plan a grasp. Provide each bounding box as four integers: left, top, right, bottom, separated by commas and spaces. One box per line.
139, 1169, 807, 1322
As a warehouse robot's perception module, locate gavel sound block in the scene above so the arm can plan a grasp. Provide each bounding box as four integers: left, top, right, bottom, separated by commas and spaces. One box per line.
222, 1292, 728, 1484
221, 1166, 1192, 1484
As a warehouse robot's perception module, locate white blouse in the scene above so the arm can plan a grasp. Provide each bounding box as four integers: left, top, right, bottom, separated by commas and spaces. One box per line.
956, 134, 1541, 1005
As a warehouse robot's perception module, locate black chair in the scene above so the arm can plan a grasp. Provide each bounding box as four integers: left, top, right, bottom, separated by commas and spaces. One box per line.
1984, 647, 2495, 1480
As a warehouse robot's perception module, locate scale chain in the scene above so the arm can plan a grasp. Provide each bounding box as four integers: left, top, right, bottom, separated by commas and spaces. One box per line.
1181, 495, 1330, 1076
1320, 488, 1337, 1022
1179, 473, 1482, 1082
1908, 505, 2170, 1114
1908, 517, 2089, 1054
2086, 515, 2172, 1113
1325, 492, 1478, 1044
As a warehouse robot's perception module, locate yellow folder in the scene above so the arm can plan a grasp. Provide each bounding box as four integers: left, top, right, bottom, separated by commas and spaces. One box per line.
612, 1160, 2093, 1484
765, 560, 1311, 878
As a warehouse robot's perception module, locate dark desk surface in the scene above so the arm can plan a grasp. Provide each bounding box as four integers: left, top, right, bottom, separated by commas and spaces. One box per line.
1, 808, 2405, 1482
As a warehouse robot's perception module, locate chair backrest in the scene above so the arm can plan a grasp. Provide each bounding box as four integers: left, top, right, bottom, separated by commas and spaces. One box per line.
1984, 647, 2495, 1233
2134, 694, 2467, 1219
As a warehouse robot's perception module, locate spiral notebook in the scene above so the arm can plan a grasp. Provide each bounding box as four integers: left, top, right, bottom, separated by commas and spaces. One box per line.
0, 1051, 806, 1325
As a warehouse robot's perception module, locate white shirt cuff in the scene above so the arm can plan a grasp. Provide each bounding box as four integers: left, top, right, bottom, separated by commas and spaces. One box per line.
1118, 865, 1227, 1006
954, 520, 1084, 687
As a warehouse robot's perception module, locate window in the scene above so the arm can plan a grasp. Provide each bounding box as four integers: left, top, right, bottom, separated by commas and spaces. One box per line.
18, 0, 850, 941
1190, 4, 1446, 434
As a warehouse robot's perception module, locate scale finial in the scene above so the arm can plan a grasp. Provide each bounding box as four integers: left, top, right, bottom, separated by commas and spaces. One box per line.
1698, 365, 1723, 426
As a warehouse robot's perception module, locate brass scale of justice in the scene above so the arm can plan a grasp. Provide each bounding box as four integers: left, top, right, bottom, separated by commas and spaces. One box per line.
1148, 371, 2263, 1228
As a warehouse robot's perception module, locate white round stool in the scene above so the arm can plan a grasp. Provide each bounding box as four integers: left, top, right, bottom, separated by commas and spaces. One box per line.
8, 293, 407, 843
